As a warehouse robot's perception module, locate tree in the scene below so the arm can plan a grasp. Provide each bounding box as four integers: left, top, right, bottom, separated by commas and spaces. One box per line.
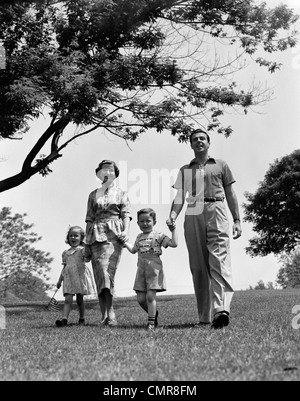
243, 150, 300, 257
0, 207, 53, 300
276, 247, 300, 289
0, 0, 298, 192
0, 271, 50, 301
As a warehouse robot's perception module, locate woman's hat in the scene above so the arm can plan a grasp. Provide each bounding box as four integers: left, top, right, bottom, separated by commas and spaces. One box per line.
95, 160, 119, 177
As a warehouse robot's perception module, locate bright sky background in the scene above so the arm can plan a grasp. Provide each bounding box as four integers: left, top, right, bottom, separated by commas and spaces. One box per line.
1, 0, 300, 299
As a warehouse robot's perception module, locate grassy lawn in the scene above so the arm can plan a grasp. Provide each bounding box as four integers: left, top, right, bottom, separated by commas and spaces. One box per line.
1, 289, 300, 381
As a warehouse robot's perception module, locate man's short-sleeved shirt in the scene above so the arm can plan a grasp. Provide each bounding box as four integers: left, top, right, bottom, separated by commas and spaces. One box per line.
172, 157, 235, 199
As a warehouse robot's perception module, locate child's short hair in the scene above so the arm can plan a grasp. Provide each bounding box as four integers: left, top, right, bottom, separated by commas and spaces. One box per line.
65, 226, 85, 245
137, 208, 156, 224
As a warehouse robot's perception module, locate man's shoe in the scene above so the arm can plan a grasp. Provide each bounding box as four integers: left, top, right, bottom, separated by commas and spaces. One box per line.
211, 311, 229, 329
78, 318, 85, 326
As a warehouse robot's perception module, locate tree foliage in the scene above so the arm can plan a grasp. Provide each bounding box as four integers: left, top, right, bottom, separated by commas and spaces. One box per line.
243, 150, 300, 257
0, 207, 53, 300
0, 271, 50, 301
0, 0, 298, 192
276, 247, 300, 289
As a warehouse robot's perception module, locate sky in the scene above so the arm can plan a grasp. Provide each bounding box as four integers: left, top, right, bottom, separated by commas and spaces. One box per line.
1, 0, 300, 300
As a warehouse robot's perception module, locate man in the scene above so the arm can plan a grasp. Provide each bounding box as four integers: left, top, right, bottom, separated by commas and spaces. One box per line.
168, 129, 242, 329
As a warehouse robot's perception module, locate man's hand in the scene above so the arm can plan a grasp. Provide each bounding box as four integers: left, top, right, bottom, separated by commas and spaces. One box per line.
166, 218, 176, 232
233, 221, 242, 239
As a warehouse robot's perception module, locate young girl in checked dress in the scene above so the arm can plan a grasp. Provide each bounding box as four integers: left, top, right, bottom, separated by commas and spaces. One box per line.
121, 208, 178, 330
55, 226, 95, 327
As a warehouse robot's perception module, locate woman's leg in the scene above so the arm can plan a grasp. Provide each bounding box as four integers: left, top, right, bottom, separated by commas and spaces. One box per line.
98, 289, 116, 324
104, 289, 116, 323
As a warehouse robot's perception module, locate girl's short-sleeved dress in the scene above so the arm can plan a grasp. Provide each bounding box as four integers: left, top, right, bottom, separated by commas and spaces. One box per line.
61, 245, 96, 296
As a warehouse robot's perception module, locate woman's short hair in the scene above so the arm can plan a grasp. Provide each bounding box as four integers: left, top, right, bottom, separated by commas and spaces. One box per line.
137, 208, 156, 224
95, 160, 119, 177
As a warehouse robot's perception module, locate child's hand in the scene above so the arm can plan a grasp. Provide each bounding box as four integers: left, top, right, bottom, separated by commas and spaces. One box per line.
118, 231, 128, 244
166, 218, 176, 232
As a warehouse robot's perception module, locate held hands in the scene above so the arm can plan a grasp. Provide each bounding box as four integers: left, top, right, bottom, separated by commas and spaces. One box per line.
118, 230, 128, 244
166, 218, 176, 232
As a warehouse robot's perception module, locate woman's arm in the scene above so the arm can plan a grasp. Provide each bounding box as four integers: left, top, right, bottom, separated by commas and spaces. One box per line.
119, 216, 130, 243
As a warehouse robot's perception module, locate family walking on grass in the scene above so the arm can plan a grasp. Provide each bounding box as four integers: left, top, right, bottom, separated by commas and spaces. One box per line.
54, 129, 242, 330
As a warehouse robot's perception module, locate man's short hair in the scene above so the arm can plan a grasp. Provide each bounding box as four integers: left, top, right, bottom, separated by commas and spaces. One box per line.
189, 129, 210, 144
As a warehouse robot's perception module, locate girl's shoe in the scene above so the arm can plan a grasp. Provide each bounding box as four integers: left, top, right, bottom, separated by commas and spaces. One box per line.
78, 318, 85, 326
56, 318, 67, 327
154, 311, 159, 327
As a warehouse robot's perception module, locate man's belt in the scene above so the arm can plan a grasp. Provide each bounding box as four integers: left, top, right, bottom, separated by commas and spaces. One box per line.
186, 196, 224, 203
204, 197, 224, 202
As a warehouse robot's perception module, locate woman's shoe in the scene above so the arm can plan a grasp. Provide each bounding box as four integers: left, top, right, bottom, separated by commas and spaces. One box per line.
107, 318, 118, 327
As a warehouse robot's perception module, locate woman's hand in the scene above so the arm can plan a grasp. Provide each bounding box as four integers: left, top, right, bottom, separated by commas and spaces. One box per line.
118, 231, 129, 243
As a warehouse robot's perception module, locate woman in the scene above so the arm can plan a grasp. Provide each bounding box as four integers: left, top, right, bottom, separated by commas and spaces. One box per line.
85, 160, 131, 326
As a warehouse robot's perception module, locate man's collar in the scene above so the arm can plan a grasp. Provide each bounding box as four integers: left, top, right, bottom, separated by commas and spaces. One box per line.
188, 156, 215, 167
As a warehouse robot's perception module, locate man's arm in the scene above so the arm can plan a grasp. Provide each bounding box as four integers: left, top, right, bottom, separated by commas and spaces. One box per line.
224, 184, 242, 239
